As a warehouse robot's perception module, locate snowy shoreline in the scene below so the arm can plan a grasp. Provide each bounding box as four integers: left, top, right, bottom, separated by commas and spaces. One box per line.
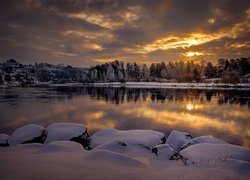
2, 82, 250, 90
87, 82, 250, 90
0, 123, 250, 180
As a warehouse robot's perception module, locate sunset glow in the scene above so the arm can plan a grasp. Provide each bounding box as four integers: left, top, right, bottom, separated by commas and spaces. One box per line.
0, 1, 249, 66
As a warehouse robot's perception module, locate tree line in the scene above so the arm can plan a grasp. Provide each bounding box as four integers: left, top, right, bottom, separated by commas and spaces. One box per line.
87, 57, 250, 83
0, 57, 249, 85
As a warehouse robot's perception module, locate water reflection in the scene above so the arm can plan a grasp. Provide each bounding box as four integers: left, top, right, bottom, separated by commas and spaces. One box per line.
0, 87, 249, 147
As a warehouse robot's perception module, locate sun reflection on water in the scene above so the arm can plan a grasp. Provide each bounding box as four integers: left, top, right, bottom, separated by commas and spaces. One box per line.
186, 103, 194, 110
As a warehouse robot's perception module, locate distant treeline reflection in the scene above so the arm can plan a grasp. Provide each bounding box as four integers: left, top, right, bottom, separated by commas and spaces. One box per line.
54, 87, 250, 108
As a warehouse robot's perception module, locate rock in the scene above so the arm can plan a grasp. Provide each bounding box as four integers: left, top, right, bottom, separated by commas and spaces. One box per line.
7, 124, 46, 146
0, 134, 9, 147
166, 130, 192, 152
180, 143, 250, 164
180, 136, 227, 150
45, 123, 90, 149
90, 128, 166, 149
152, 144, 175, 159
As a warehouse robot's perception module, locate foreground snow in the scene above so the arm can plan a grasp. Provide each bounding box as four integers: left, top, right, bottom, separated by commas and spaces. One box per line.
0, 124, 250, 180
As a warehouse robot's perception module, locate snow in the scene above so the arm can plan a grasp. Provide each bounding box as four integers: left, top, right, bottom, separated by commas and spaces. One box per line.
7, 124, 45, 146
40, 141, 84, 153
85, 149, 144, 166
90, 82, 250, 90
90, 128, 165, 149
0, 126, 250, 180
166, 130, 192, 151
180, 143, 250, 162
0, 133, 9, 145
180, 136, 227, 150
45, 123, 87, 143
152, 144, 175, 159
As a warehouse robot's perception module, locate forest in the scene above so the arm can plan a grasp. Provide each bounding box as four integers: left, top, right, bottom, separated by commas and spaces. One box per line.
0, 58, 249, 85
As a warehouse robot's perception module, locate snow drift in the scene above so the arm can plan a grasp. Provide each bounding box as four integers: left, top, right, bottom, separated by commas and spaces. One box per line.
0, 124, 250, 180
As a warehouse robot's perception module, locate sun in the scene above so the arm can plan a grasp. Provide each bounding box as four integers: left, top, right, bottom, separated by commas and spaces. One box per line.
183, 51, 204, 57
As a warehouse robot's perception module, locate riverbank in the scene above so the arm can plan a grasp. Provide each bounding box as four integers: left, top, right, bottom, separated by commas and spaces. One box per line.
1, 82, 250, 90
0, 123, 249, 180
87, 82, 250, 90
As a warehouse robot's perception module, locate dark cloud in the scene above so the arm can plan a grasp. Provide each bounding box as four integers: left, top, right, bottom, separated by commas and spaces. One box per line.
0, 0, 249, 66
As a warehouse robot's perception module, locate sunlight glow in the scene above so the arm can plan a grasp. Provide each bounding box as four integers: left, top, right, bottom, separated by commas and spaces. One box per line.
186, 103, 194, 110
183, 51, 204, 57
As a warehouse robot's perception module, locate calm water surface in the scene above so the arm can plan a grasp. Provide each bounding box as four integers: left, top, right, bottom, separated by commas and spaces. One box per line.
0, 86, 249, 147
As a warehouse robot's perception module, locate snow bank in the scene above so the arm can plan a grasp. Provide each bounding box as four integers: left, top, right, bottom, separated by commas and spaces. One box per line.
0, 133, 9, 146
45, 123, 88, 143
0, 125, 250, 180
40, 141, 85, 153
90, 82, 250, 90
93, 140, 132, 154
166, 130, 192, 151
85, 149, 144, 167
180, 136, 227, 150
90, 128, 165, 149
7, 124, 46, 146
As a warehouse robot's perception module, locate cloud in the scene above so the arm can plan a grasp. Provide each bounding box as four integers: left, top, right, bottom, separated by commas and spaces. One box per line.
0, 0, 249, 66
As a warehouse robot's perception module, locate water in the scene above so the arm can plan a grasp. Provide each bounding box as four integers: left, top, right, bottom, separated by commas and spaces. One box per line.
0, 86, 249, 147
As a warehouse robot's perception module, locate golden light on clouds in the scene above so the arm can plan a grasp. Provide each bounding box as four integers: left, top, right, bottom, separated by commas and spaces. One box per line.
208, 18, 215, 24
141, 33, 224, 53
85, 44, 104, 50
69, 13, 123, 29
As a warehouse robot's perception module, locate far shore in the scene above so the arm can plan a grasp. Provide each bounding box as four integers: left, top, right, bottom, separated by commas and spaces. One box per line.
1, 82, 250, 90
85, 82, 250, 90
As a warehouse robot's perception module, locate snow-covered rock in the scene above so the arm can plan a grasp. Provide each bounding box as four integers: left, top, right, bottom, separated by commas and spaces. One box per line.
166, 130, 192, 151
180, 136, 227, 150
93, 140, 132, 154
0, 134, 9, 147
7, 124, 46, 146
45, 123, 90, 148
180, 143, 250, 163
152, 144, 175, 159
90, 128, 165, 149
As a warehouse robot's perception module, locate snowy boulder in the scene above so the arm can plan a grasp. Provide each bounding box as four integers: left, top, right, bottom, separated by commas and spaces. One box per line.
166, 130, 192, 152
7, 124, 46, 146
180, 143, 250, 164
152, 144, 175, 159
0, 134, 9, 147
180, 136, 227, 150
45, 123, 90, 149
90, 128, 166, 149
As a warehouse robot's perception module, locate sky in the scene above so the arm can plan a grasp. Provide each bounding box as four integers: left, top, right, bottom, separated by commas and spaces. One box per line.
0, 0, 249, 67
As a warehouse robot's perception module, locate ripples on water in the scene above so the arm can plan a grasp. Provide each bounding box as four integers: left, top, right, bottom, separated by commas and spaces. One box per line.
0, 86, 249, 147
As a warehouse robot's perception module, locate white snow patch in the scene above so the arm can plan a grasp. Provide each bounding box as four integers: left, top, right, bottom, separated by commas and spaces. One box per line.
7, 124, 45, 146
45, 123, 87, 143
